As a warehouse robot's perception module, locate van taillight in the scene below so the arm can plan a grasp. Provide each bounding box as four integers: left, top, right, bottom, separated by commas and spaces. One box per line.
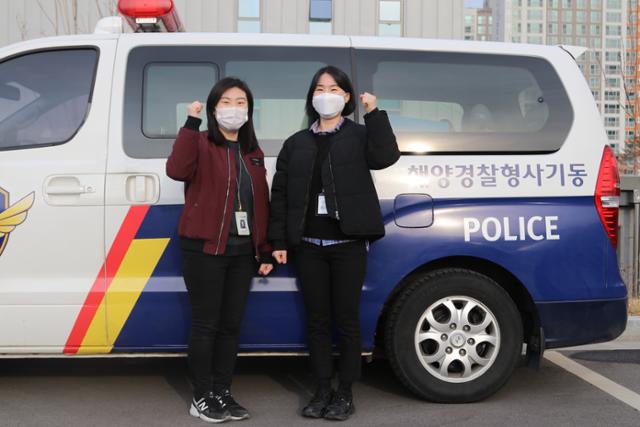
594, 145, 620, 248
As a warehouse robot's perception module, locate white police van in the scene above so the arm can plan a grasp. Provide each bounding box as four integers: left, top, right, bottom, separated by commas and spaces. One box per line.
0, 1, 626, 403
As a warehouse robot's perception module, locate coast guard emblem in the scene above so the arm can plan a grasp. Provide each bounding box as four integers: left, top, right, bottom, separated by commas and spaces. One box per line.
0, 188, 35, 257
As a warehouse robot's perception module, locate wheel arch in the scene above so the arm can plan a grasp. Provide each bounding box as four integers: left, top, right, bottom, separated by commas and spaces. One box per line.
374, 256, 539, 357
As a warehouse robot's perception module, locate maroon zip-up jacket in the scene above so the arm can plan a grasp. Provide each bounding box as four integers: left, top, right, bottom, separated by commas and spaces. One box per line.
166, 120, 272, 260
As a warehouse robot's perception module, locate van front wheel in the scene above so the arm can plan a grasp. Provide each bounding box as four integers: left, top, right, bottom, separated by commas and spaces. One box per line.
385, 268, 523, 402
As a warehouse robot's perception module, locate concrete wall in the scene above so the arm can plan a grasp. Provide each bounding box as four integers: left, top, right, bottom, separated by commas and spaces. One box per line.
333, 0, 377, 36
172, 0, 236, 33
619, 176, 640, 297
261, 0, 309, 33
404, 0, 463, 39
0, 0, 464, 49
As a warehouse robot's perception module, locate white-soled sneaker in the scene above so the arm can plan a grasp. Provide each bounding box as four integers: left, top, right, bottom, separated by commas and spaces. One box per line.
217, 389, 250, 421
189, 394, 231, 423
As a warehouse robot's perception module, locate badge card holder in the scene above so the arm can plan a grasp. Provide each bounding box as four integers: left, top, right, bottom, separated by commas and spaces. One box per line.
316, 191, 329, 216
235, 211, 250, 235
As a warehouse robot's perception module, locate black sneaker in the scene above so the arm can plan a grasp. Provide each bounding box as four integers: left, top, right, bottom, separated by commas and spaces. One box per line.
189, 393, 231, 423
217, 389, 250, 421
301, 388, 333, 418
323, 390, 355, 421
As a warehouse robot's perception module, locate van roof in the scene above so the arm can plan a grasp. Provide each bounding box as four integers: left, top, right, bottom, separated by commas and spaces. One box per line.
1, 31, 583, 60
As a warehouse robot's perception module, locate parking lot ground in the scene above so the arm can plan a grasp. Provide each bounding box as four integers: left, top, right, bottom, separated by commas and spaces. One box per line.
561, 349, 640, 396
1, 348, 639, 427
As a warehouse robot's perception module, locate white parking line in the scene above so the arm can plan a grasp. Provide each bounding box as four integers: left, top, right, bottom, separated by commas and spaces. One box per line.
545, 350, 640, 411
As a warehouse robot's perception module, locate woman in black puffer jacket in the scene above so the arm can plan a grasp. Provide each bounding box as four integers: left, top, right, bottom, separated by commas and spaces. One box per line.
268, 65, 400, 421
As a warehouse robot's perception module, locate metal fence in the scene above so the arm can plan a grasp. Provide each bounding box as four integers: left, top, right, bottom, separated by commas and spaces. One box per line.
619, 175, 640, 298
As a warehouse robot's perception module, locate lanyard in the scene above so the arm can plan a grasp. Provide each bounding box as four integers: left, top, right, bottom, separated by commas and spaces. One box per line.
235, 149, 244, 212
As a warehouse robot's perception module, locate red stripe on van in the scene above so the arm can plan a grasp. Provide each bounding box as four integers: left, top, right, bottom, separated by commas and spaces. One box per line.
63, 205, 150, 354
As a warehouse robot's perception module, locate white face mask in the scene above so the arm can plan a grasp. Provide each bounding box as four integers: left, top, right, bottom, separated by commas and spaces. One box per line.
215, 107, 249, 131
312, 93, 346, 119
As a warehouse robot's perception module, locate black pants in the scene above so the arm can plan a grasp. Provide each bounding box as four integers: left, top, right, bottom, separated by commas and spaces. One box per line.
182, 250, 254, 397
295, 240, 368, 387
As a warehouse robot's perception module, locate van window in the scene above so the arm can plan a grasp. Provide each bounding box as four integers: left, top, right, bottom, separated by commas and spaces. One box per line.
123, 46, 350, 158
355, 50, 573, 153
143, 63, 217, 138
0, 49, 97, 151
226, 60, 327, 155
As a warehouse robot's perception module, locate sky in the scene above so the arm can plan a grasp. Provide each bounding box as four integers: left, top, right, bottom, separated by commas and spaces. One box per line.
464, 0, 484, 7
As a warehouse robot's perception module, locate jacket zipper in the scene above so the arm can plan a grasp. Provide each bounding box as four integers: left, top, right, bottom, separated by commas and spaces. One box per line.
328, 152, 340, 220
300, 146, 317, 238
239, 154, 260, 260
215, 147, 232, 254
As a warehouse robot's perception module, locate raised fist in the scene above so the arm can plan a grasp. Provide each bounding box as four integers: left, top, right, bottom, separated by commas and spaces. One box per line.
187, 101, 203, 118
360, 92, 377, 114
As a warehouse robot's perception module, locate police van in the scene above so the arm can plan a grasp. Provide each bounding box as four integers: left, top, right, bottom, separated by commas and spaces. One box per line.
0, 0, 627, 403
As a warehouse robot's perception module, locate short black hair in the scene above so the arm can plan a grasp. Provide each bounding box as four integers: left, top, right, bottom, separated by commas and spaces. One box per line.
305, 66, 356, 125
205, 77, 259, 153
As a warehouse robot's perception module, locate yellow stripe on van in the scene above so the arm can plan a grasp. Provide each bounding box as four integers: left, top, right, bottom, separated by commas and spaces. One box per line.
76, 299, 109, 354
105, 238, 170, 347
77, 238, 169, 354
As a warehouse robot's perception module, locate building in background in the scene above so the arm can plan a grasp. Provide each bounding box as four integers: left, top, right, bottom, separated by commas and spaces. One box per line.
624, 0, 640, 174
490, 0, 547, 44
489, 0, 628, 156
0, 0, 464, 47
464, 2, 494, 40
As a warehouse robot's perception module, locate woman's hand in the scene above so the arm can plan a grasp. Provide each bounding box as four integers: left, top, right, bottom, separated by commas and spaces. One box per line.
258, 263, 273, 276
187, 101, 203, 118
360, 92, 377, 114
272, 250, 287, 264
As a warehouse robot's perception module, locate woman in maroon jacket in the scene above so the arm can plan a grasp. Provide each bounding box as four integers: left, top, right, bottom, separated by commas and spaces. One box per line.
166, 77, 273, 423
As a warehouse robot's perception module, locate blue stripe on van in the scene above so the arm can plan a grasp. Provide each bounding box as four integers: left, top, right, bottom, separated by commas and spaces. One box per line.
113, 195, 626, 352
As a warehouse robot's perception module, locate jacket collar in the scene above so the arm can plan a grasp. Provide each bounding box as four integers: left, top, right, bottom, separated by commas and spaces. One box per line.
309, 116, 346, 135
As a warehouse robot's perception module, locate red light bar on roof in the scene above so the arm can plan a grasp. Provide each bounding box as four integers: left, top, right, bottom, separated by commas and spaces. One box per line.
118, 0, 184, 32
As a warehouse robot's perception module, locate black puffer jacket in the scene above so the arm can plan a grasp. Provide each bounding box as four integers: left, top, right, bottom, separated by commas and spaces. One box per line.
268, 109, 400, 250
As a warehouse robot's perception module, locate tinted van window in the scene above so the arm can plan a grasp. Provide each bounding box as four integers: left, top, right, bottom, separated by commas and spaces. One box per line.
143, 63, 217, 138
355, 50, 573, 153
226, 60, 327, 155
124, 46, 350, 158
0, 49, 97, 150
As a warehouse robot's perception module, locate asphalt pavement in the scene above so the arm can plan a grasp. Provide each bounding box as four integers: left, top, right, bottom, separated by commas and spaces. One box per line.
1, 319, 640, 427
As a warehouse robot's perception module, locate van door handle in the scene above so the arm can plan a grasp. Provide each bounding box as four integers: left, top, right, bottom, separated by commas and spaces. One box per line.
125, 174, 160, 203
45, 176, 96, 195
43, 175, 103, 206
46, 185, 95, 195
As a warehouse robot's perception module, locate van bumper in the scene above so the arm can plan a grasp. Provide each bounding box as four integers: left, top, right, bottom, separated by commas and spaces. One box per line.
537, 297, 628, 349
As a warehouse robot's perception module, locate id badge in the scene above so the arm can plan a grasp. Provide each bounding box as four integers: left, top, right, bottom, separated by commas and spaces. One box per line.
235, 211, 251, 236
316, 193, 328, 216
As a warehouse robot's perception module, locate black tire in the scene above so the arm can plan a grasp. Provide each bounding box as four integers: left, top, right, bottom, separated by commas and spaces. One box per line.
385, 268, 523, 403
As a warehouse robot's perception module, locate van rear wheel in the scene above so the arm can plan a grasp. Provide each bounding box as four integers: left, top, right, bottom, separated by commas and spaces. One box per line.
385, 268, 523, 402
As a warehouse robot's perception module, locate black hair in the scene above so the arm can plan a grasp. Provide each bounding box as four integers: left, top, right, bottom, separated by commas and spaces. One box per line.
206, 77, 258, 153
305, 65, 356, 125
